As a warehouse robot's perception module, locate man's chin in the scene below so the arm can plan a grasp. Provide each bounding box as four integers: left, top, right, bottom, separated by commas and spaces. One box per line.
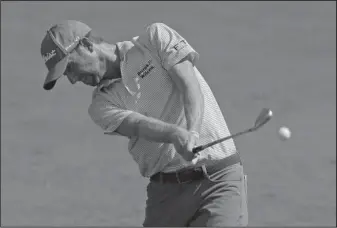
84, 75, 105, 87
89, 75, 100, 87
84, 78, 100, 87
90, 81, 99, 87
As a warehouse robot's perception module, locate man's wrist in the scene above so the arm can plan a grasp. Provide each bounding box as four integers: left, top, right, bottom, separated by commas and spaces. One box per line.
168, 125, 183, 144
190, 130, 200, 139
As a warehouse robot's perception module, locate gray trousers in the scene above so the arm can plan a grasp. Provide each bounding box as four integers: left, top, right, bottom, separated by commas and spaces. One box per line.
143, 163, 248, 227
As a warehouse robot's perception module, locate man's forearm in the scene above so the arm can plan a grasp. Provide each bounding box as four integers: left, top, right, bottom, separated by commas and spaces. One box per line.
127, 112, 181, 143
183, 83, 204, 133
168, 59, 204, 134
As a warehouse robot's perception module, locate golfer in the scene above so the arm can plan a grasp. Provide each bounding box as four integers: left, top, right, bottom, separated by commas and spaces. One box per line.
41, 20, 248, 227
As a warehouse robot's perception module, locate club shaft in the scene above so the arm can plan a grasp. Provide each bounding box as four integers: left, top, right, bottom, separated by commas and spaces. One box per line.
192, 128, 254, 154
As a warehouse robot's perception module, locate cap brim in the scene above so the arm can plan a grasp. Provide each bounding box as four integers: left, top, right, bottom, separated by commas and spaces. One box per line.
43, 56, 69, 90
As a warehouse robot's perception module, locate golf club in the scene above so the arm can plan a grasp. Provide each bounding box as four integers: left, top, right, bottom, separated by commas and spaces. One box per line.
192, 108, 273, 154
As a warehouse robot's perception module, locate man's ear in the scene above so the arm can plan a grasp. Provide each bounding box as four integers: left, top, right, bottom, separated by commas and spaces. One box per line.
81, 38, 94, 52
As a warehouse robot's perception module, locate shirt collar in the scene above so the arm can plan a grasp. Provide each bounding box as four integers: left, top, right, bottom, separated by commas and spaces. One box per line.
96, 78, 121, 90
116, 40, 134, 62
96, 41, 135, 91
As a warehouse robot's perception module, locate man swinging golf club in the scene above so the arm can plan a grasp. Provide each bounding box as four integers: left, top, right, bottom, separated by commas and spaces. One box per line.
40, 20, 248, 226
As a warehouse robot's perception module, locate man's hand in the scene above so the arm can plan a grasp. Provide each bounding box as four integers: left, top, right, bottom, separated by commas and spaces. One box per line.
172, 127, 199, 161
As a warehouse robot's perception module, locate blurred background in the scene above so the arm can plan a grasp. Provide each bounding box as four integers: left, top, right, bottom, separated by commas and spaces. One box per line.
1, 1, 336, 226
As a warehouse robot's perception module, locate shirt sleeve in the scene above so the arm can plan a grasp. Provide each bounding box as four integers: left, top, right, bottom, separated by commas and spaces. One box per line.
88, 92, 134, 135
146, 23, 199, 71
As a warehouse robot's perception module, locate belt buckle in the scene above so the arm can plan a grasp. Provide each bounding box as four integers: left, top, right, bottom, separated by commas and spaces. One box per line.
159, 173, 164, 184
175, 172, 183, 184
175, 171, 192, 184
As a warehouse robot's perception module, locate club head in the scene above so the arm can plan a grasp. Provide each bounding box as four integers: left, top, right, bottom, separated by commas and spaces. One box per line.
253, 108, 273, 130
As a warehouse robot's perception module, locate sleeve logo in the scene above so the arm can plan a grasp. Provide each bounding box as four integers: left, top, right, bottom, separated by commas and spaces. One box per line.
173, 40, 187, 51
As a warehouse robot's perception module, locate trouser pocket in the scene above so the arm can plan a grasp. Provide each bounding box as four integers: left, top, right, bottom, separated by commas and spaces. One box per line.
203, 163, 243, 183
240, 174, 248, 226
244, 174, 247, 201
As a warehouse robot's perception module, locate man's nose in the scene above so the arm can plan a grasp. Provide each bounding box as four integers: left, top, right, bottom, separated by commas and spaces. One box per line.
67, 73, 78, 84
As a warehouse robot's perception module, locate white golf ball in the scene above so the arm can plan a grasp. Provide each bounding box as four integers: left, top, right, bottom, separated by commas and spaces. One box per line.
278, 127, 291, 140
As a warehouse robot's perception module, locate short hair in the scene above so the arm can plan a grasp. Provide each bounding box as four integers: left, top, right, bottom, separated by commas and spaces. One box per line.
85, 30, 105, 44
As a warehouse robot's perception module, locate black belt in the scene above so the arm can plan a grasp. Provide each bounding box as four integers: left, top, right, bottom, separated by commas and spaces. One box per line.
150, 153, 242, 184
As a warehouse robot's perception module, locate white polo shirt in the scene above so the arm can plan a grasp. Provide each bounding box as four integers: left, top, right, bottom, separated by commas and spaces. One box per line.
88, 23, 237, 177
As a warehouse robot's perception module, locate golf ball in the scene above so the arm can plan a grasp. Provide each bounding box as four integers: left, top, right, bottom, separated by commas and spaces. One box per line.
278, 127, 291, 140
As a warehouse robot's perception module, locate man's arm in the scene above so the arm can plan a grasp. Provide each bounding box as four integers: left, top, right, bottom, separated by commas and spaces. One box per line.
95, 106, 195, 160
144, 23, 203, 134
112, 110, 196, 161
89, 95, 184, 144
168, 57, 204, 134
115, 112, 182, 143
89, 90, 194, 160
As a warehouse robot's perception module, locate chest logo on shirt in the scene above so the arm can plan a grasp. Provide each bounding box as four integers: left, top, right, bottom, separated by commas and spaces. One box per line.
137, 59, 155, 79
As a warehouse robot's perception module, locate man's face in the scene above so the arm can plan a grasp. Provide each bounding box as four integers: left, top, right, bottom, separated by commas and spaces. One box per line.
64, 43, 103, 87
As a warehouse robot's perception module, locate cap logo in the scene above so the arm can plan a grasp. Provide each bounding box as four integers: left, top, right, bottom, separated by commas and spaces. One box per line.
43, 49, 56, 63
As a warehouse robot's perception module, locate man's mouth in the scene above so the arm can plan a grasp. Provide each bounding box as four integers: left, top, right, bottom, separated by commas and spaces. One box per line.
82, 74, 99, 86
